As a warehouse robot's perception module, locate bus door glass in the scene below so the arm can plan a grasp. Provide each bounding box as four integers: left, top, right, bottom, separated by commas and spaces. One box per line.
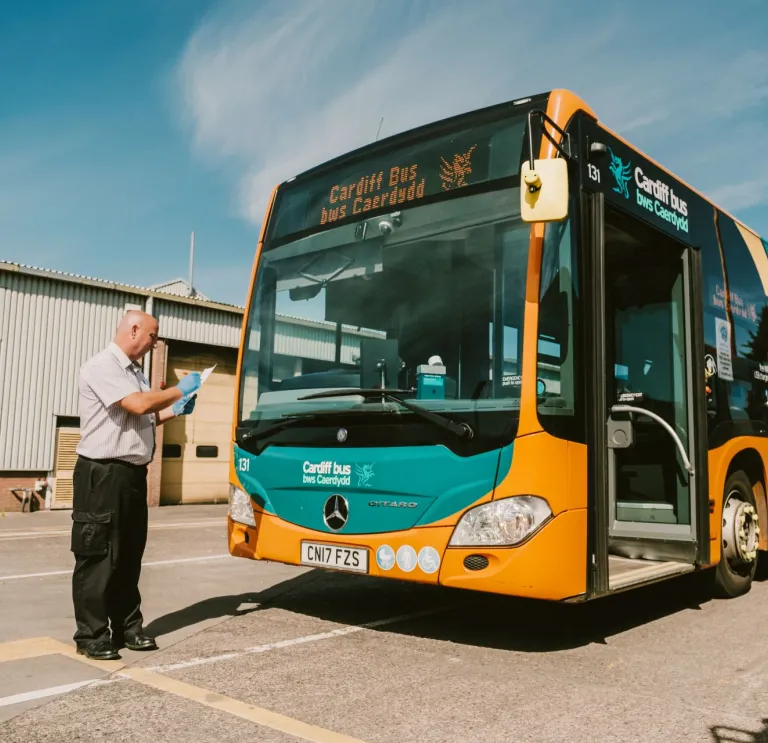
604, 205, 698, 545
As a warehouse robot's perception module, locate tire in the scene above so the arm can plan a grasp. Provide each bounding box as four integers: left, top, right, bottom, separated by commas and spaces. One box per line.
714, 470, 760, 598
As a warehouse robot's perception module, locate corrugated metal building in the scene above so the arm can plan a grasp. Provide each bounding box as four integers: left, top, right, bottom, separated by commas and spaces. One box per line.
0, 260, 376, 512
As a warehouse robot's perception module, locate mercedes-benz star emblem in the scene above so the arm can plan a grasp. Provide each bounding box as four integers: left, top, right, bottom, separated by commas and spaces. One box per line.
323, 494, 349, 531
336, 428, 348, 443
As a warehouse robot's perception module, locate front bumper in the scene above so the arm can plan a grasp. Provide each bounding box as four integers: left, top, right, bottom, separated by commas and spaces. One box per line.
227, 507, 587, 601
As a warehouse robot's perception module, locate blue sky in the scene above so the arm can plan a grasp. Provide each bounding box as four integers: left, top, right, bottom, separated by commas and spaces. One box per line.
1, 0, 767, 306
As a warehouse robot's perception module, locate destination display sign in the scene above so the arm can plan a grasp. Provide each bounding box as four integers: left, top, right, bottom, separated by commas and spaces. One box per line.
579, 117, 714, 248
268, 113, 528, 243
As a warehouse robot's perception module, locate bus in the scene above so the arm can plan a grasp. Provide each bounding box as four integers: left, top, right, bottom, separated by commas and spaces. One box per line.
227, 88, 768, 602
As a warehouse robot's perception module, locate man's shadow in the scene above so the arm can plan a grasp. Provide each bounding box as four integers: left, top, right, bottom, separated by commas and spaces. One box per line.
142, 572, 318, 639
142, 594, 261, 637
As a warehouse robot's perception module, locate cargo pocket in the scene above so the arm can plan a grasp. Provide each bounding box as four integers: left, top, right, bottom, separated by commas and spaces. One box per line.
71, 511, 112, 556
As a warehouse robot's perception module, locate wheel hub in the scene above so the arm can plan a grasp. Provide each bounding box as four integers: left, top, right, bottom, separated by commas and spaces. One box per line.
722, 493, 759, 565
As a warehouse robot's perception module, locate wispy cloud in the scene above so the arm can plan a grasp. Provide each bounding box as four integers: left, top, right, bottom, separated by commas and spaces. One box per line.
175, 0, 768, 225
710, 179, 768, 213
177, 0, 522, 222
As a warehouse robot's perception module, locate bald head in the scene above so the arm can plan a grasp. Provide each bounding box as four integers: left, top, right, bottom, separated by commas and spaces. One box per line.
114, 310, 159, 361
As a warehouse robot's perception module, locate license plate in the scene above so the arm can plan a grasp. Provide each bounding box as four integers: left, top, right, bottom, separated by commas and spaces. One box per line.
300, 542, 368, 573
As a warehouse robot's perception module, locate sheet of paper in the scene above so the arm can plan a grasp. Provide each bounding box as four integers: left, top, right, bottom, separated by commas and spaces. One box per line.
200, 365, 216, 384
177, 365, 216, 410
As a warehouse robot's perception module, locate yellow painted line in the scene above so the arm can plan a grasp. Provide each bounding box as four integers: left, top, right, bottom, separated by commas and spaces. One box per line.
2, 638, 370, 741
124, 667, 369, 743
40, 638, 127, 673
0, 636, 125, 672
0, 637, 58, 664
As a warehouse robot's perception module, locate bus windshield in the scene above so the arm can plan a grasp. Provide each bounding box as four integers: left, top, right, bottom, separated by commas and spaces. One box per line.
238, 188, 530, 452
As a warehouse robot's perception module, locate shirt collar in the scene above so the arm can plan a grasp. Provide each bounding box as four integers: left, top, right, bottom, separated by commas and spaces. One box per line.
109, 342, 138, 370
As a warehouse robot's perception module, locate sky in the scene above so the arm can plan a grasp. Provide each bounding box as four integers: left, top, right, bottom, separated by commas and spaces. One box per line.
1, 0, 767, 307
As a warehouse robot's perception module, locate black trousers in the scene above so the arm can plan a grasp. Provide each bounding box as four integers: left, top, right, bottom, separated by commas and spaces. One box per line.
71, 455, 149, 646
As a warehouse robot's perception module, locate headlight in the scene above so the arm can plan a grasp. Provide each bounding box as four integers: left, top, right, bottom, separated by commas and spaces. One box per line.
229, 485, 256, 527
449, 496, 552, 547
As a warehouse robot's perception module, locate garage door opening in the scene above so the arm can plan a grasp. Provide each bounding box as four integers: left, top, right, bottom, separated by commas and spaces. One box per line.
160, 341, 237, 505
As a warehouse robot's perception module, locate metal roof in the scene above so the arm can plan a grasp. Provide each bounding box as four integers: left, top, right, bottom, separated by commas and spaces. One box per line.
0, 261, 244, 313
148, 278, 212, 301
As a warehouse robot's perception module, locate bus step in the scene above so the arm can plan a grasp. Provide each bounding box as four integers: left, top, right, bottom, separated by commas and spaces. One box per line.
608, 555, 694, 591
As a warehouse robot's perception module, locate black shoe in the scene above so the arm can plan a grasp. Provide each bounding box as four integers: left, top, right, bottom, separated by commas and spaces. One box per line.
123, 632, 158, 651
76, 640, 121, 661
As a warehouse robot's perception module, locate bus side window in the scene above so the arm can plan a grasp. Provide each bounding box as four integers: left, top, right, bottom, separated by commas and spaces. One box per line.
716, 214, 768, 436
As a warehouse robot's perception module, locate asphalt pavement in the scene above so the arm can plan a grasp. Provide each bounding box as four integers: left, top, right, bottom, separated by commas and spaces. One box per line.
1, 504, 767, 742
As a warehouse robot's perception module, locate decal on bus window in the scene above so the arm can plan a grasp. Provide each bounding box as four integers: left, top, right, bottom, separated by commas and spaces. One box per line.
715, 318, 734, 381
704, 354, 717, 380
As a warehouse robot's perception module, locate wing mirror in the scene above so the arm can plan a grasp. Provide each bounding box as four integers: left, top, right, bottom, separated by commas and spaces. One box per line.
520, 110, 571, 224
521, 158, 569, 223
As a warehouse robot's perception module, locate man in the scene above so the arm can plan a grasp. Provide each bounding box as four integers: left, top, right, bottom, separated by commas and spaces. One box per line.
71, 310, 202, 661
34, 476, 50, 510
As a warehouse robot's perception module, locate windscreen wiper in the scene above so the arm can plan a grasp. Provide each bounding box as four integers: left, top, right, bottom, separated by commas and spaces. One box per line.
298, 388, 474, 439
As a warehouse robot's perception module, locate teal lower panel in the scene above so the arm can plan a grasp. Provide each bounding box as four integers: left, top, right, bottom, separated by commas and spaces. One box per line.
233, 442, 514, 535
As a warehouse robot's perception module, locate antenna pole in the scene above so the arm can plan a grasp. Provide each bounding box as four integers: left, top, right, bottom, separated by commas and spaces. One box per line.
375, 117, 384, 142
188, 230, 195, 297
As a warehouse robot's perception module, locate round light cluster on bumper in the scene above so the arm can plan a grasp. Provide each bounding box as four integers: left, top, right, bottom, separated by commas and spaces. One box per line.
229, 485, 256, 527
448, 495, 552, 547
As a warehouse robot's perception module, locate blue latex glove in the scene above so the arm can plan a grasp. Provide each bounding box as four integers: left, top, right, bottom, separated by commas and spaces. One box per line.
177, 371, 202, 396
173, 394, 196, 417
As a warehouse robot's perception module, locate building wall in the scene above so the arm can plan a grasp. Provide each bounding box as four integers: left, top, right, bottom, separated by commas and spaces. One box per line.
0, 269, 145, 472
160, 340, 238, 505
155, 299, 243, 348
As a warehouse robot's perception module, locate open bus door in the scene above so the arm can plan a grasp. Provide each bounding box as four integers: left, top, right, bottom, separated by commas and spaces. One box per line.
583, 191, 710, 597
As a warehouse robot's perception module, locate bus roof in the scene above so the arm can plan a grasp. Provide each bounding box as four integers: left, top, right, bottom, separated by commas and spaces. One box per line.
281, 91, 550, 185
276, 87, 764, 245
547, 88, 764, 243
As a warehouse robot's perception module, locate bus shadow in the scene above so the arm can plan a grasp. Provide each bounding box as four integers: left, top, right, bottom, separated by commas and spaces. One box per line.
256, 565, 720, 653
147, 554, 768, 653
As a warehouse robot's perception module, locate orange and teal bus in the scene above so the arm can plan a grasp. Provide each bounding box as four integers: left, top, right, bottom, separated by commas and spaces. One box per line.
227, 88, 768, 602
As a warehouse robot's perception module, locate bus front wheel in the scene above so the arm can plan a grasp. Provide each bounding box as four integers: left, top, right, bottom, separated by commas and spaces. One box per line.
714, 470, 760, 598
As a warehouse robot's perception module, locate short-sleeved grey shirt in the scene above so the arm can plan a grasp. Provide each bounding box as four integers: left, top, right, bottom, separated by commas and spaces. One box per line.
75, 342, 156, 465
